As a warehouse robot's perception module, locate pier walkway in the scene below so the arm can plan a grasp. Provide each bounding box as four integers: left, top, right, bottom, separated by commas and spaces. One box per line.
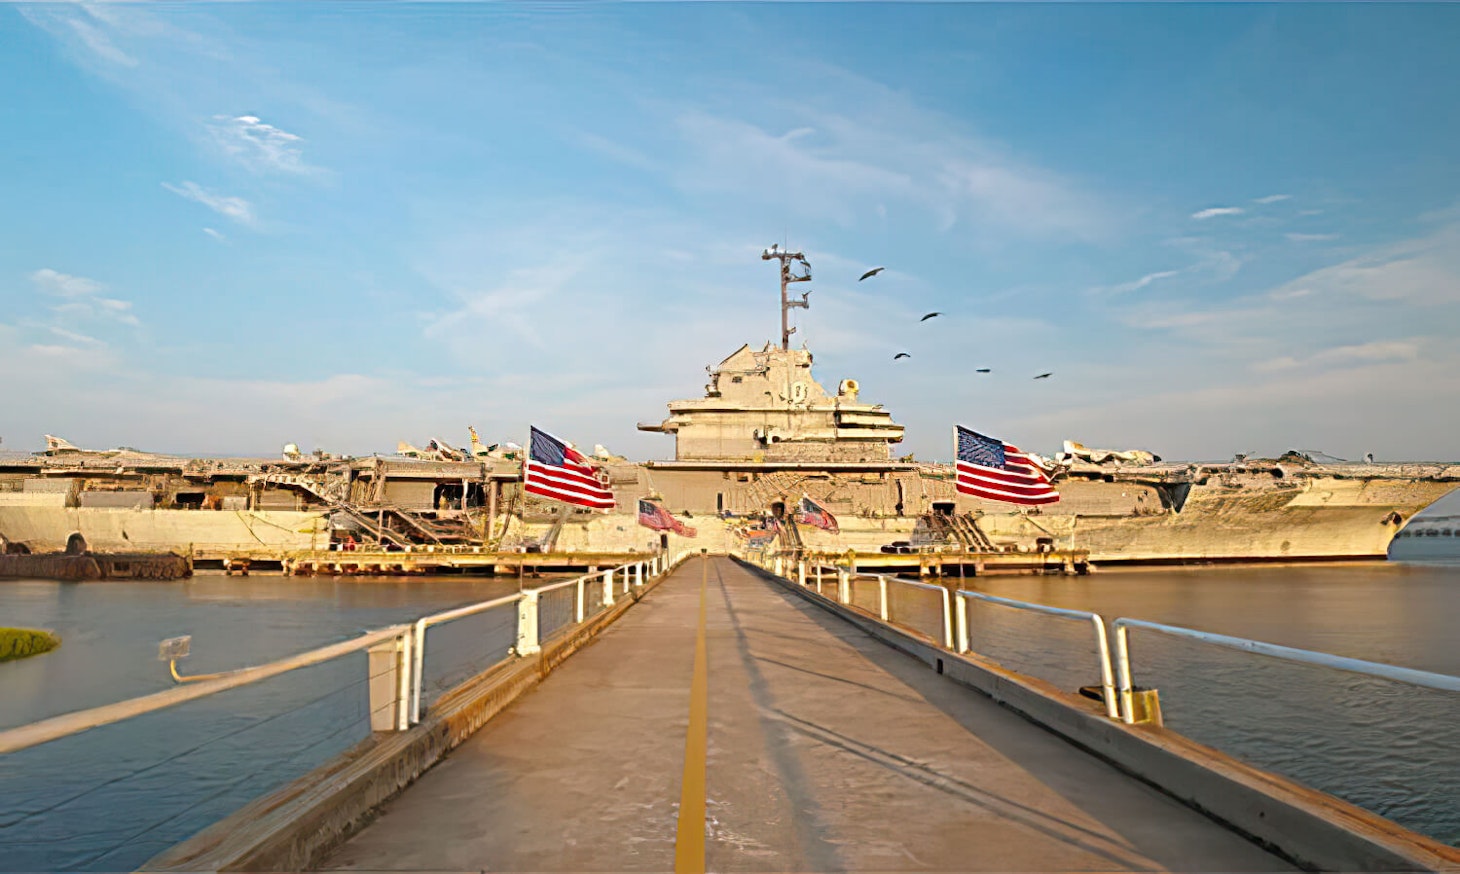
320, 557, 1288, 872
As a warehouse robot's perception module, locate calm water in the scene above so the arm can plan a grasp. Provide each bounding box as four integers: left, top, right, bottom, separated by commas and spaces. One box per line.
878, 561, 1460, 847
0, 572, 564, 872
1, 563, 1457, 870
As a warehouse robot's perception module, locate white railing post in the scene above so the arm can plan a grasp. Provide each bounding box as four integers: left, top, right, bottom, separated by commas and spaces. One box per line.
603, 569, 615, 607
411, 618, 428, 723
774, 555, 784, 577
838, 567, 850, 604
636, 562, 644, 586
1114, 625, 1134, 722
798, 560, 806, 587
396, 628, 413, 730
516, 589, 542, 656
576, 577, 586, 623
878, 575, 889, 621
939, 586, 954, 650
956, 593, 969, 654
368, 629, 412, 732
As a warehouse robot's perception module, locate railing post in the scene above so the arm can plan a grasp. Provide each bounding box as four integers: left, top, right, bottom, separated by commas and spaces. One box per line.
411, 618, 427, 724
956, 593, 969, 654
636, 562, 644, 586
576, 577, 586, 623
367, 630, 411, 732
516, 589, 541, 656
1089, 615, 1118, 720
838, 566, 850, 604
1115, 624, 1135, 724
940, 587, 954, 650
774, 555, 784, 577
878, 575, 889, 621
603, 569, 615, 607
798, 560, 807, 587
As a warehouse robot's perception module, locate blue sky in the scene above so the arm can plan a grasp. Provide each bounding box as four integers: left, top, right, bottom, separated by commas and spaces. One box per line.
3, 3, 1459, 462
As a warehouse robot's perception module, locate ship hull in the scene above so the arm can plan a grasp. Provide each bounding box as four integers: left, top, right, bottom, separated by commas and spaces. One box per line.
0, 505, 326, 560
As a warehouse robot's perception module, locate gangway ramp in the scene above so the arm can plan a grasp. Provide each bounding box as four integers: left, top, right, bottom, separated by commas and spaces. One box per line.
320, 557, 1287, 872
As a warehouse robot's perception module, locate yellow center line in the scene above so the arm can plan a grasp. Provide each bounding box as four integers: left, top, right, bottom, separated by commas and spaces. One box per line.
674, 556, 710, 874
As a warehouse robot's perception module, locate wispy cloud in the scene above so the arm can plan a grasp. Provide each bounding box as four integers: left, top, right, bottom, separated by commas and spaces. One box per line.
1093, 269, 1179, 295
30, 268, 141, 328
1285, 232, 1339, 243
66, 16, 137, 68
30, 268, 104, 298
1191, 206, 1244, 220
208, 114, 316, 175
669, 103, 1109, 240
162, 181, 255, 225
48, 326, 103, 347
202, 227, 226, 242
1254, 339, 1422, 373
1253, 194, 1291, 205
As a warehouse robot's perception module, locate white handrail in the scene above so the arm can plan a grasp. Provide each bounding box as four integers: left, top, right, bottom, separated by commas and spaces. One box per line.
410, 593, 523, 724
957, 590, 1118, 720
0, 625, 409, 755
1112, 618, 1460, 725
866, 573, 955, 650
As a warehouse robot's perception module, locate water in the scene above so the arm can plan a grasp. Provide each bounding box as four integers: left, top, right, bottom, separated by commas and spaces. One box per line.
0, 572, 548, 871
1, 564, 1457, 868
917, 561, 1460, 847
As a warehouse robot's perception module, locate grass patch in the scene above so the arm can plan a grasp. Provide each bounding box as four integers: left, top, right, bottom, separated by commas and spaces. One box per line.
0, 627, 61, 662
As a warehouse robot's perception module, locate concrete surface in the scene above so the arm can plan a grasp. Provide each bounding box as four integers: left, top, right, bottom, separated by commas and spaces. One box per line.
320, 557, 1291, 872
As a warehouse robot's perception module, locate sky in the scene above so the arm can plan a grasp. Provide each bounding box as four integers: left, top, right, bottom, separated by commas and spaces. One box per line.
2, 2, 1459, 463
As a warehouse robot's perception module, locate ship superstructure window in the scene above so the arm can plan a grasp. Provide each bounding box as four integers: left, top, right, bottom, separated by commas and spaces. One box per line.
732, 376, 743, 383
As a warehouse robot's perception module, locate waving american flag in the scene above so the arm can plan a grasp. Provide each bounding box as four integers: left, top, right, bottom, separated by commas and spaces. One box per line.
638, 498, 696, 538
796, 495, 840, 534
955, 426, 1059, 505
523, 426, 616, 510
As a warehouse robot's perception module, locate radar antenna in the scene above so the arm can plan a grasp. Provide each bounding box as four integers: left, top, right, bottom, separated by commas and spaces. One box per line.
761, 244, 811, 351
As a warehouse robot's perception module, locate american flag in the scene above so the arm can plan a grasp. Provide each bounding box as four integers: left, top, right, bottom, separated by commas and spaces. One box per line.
638, 498, 697, 538
796, 495, 840, 534
955, 426, 1059, 505
523, 426, 616, 510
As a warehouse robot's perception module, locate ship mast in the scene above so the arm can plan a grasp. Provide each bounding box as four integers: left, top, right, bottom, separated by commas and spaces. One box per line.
761, 245, 811, 351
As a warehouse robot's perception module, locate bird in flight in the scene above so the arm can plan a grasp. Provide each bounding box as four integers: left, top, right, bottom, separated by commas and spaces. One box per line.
859, 267, 885, 281
975, 368, 991, 373
1033, 372, 1053, 380
920, 312, 943, 322
893, 352, 911, 360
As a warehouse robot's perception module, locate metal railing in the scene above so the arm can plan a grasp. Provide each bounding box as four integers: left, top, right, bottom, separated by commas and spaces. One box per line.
1112, 617, 1460, 725
956, 590, 1117, 719
0, 625, 409, 756
750, 549, 1460, 731
0, 552, 684, 754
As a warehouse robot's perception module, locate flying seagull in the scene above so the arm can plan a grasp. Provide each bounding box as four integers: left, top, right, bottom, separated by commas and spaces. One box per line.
859, 267, 885, 281
893, 352, 911, 360
920, 312, 943, 322
975, 368, 991, 373
1033, 372, 1053, 380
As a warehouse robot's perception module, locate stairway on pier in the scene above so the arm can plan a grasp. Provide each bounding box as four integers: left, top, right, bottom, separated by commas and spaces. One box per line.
320, 558, 1291, 873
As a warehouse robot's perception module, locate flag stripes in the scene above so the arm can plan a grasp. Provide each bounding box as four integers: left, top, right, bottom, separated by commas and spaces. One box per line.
955, 426, 1059, 505
523, 426, 616, 510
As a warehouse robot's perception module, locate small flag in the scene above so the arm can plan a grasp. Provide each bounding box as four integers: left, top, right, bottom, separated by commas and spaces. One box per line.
955, 425, 1059, 505
638, 498, 697, 538
523, 426, 616, 510
796, 495, 840, 534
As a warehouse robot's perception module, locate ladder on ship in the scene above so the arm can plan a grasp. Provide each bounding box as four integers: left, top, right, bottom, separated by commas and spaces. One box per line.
777, 517, 805, 555
250, 474, 463, 548
923, 511, 995, 552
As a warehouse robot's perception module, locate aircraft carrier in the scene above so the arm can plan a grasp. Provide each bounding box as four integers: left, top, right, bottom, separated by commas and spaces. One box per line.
2, 248, 1456, 570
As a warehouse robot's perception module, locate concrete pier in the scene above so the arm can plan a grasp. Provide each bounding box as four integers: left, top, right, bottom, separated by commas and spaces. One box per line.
320, 557, 1287, 872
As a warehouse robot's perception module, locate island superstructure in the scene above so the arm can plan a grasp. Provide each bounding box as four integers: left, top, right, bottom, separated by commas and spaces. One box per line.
3, 246, 1457, 569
